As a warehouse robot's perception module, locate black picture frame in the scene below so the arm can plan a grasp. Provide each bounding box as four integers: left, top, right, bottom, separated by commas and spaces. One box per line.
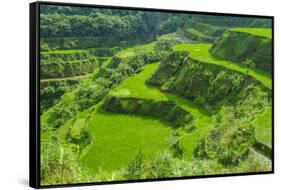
30, 1, 274, 189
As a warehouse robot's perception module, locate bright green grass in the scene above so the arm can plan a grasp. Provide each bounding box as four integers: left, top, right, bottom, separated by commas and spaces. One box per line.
79, 105, 172, 171
173, 44, 272, 89
70, 119, 86, 137
253, 107, 272, 147
231, 28, 272, 39
117, 42, 155, 58
41, 49, 87, 55
111, 63, 215, 160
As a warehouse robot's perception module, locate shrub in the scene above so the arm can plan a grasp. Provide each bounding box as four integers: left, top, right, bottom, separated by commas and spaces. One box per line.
146, 151, 174, 178
41, 134, 92, 185
169, 131, 184, 158
123, 151, 144, 180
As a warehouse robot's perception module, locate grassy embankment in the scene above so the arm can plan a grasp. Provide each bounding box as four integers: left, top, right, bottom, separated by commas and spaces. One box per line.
173, 40, 272, 151
231, 28, 272, 39
173, 44, 272, 88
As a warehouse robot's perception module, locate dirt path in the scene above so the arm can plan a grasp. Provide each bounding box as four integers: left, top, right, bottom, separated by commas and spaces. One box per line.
40, 74, 92, 83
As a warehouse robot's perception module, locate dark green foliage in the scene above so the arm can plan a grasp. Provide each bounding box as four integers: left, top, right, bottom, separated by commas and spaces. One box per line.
252, 139, 272, 159
147, 51, 187, 86
149, 51, 271, 112
44, 93, 80, 129
124, 149, 271, 180
243, 59, 256, 69
194, 15, 271, 28
41, 134, 91, 185
249, 19, 272, 28
171, 60, 247, 107
40, 37, 135, 51
41, 52, 99, 79
231, 84, 271, 118
40, 6, 172, 49
146, 151, 174, 178
124, 151, 144, 180
169, 131, 184, 158
75, 83, 108, 111
194, 80, 271, 164
185, 28, 215, 42
40, 80, 80, 113
210, 30, 272, 73
96, 57, 110, 65
216, 126, 255, 166
155, 38, 176, 52
103, 96, 193, 128
156, 16, 187, 35
42, 50, 160, 129
43, 81, 107, 129
184, 124, 197, 133
40, 12, 143, 39
41, 51, 93, 62
40, 4, 271, 51
149, 54, 252, 109
186, 21, 227, 37
195, 104, 257, 166
41, 58, 98, 79
195, 122, 255, 166
66, 127, 92, 150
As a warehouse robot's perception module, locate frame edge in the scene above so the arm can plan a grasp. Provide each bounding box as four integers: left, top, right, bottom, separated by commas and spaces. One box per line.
29, 1, 40, 189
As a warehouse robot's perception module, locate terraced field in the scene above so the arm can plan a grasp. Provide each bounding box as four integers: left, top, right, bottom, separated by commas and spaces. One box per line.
112, 63, 215, 159
80, 105, 173, 171
64, 62, 214, 172
55, 33, 272, 172
41, 49, 88, 55
117, 42, 156, 58
39, 7, 273, 185
173, 43, 272, 88
231, 28, 272, 39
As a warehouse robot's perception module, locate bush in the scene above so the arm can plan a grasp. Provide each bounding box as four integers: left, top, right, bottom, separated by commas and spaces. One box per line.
169, 131, 184, 158
41, 134, 92, 185
124, 151, 144, 180
146, 151, 174, 178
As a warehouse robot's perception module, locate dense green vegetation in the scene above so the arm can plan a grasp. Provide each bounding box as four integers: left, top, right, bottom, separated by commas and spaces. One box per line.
173, 43, 272, 88
210, 29, 272, 73
185, 28, 214, 42
39, 5, 272, 186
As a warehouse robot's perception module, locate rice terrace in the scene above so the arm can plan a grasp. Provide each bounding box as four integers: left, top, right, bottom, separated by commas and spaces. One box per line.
39, 4, 273, 185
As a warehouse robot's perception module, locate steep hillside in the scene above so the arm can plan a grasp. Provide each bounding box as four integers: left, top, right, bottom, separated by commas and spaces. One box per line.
148, 51, 271, 112
40, 48, 118, 79
184, 21, 227, 43
173, 44, 271, 88
148, 44, 272, 162
210, 28, 272, 73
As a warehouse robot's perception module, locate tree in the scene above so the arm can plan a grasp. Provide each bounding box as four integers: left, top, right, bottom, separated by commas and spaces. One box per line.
243, 59, 255, 74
